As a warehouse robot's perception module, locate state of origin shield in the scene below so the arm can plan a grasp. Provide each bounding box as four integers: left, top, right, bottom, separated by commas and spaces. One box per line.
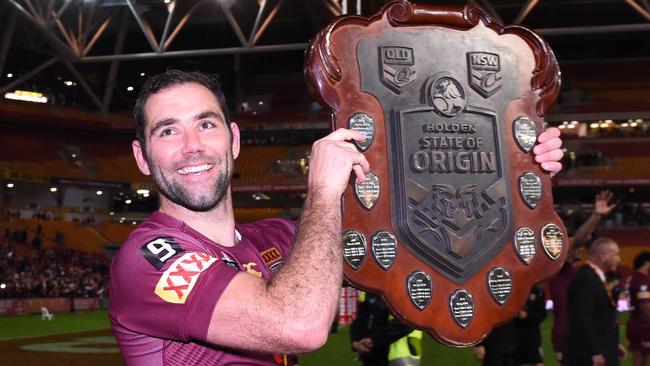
305, 1, 567, 345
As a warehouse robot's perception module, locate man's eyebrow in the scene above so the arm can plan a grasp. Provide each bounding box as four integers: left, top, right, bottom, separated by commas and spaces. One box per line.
150, 118, 178, 136
194, 111, 224, 122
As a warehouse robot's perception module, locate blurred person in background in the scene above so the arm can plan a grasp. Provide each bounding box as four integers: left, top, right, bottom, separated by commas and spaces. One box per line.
566, 238, 627, 366
350, 292, 421, 366
513, 285, 547, 366
548, 190, 616, 364
627, 251, 650, 366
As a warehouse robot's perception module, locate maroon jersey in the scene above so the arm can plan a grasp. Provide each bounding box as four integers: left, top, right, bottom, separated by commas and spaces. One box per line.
548, 261, 575, 353
627, 271, 650, 349
109, 212, 297, 365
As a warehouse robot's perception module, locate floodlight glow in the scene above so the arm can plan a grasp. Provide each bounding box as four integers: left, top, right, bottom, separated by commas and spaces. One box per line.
96, 190, 103, 195
4, 90, 48, 103
50, 187, 58, 192
127, 86, 134, 91
6, 73, 12, 78
125, 199, 132, 204
6, 183, 14, 188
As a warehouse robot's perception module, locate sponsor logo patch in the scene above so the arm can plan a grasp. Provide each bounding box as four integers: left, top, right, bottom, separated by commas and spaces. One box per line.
261, 247, 282, 265
139, 237, 184, 270
243, 262, 262, 278
155, 252, 217, 304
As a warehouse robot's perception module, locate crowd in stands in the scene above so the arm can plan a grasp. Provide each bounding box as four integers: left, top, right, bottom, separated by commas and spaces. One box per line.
0, 240, 109, 299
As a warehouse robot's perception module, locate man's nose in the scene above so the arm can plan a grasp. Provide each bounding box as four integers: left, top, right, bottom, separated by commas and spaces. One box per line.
181, 130, 205, 155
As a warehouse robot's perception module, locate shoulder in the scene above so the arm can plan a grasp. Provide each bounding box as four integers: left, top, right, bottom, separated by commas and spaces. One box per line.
238, 218, 296, 249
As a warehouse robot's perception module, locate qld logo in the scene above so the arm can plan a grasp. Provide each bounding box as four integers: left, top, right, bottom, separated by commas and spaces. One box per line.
379, 46, 416, 94
467, 52, 502, 98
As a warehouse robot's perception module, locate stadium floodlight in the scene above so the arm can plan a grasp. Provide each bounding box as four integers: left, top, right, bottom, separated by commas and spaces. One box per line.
125, 199, 132, 204
96, 190, 103, 195
6, 73, 12, 78
50, 187, 58, 192
0, 283, 5, 289
4, 90, 48, 103
6, 183, 14, 188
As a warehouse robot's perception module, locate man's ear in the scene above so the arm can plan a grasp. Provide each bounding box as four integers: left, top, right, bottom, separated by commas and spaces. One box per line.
230, 122, 240, 160
132, 140, 151, 176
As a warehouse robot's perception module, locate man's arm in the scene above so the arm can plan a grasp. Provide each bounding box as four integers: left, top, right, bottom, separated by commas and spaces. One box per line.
206, 129, 369, 354
571, 191, 616, 250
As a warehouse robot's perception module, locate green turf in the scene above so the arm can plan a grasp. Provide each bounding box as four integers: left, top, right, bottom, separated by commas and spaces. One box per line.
0, 310, 110, 341
0, 310, 633, 365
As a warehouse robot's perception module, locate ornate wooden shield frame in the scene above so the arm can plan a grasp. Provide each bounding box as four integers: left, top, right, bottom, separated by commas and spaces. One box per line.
305, 1, 567, 345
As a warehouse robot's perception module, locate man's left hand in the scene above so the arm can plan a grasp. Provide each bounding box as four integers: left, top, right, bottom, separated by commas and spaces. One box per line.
533, 127, 563, 176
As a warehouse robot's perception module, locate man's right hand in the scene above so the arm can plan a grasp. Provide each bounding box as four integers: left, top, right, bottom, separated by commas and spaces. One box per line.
307, 128, 370, 202
594, 190, 616, 216
352, 338, 373, 353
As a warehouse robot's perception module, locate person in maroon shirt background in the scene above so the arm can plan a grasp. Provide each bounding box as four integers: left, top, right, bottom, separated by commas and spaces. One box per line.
627, 251, 650, 366
109, 69, 565, 365
548, 190, 616, 365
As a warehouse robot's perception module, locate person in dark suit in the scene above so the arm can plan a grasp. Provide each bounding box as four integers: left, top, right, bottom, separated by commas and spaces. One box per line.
566, 237, 627, 366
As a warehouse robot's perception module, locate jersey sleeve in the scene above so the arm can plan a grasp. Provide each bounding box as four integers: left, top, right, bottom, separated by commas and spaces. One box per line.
109, 229, 239, 342
634, 275, 650, 304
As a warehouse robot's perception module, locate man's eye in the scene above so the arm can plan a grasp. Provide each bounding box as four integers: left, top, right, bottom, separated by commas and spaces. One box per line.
160, 128, 175, 136
200, 121, 215, 129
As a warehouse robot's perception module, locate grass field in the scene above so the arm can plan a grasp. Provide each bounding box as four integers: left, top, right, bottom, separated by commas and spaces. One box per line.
0, 310, 633, 365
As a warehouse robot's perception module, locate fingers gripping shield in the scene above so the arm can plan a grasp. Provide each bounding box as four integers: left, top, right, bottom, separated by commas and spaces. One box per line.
305, 1, 566, 345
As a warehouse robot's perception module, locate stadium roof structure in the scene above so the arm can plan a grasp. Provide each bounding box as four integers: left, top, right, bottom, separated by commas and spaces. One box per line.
0, 0, 649, 115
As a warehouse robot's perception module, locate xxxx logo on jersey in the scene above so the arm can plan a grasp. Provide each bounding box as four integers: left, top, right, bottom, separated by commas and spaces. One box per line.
155, 252, 217, 304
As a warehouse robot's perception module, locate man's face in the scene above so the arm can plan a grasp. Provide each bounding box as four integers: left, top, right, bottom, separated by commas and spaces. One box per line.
601, 243, 621, 272
132, 83, 240, 211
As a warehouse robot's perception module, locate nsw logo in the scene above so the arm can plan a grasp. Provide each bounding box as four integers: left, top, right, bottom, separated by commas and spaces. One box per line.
379, 46, 416, 94
467, 52, 502, 98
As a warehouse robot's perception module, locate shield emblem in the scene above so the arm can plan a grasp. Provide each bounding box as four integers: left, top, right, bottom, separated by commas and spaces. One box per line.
391, 104, 513, 283
305, 1, 566, 346
467, 52, 503, 98
379, 46, 416, 94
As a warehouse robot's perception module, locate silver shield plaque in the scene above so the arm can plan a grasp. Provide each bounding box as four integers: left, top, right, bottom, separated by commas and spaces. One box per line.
519, 172, 542, 209
450, 289, 475, 328
354, 172, 380, 210
407, 271, 432, 310
514, 227, 536, 265
488, 267, 512, 305
342, 230, 366, 270
349, 112, 376, 152
513, 116, 537, 153
372, 230, 398, 270
541, 223, 564, 260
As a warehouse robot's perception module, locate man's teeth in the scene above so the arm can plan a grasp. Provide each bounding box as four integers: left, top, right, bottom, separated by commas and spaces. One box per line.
177, 164, 212, 175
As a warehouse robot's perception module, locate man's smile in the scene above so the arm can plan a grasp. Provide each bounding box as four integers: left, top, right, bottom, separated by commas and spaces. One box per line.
176, 163, 214, 175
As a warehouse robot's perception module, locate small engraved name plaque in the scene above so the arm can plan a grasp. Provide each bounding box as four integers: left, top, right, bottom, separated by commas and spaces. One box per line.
514, 227, 536, 264
342, 230, 366, 270
541, 223, 564, 260
487, 267, 512, 305
513, 117, 537, 153
349, 112, 376, 151
372, 231, 398, 270
519, 172, 542, 209
407, 271, 432, 310
450, 289, 475, 328
354, 172, 380, 210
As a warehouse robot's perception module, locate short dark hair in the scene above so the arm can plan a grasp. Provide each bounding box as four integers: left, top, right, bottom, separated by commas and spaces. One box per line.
133, 69, 231, 150
633, 251, 650, 270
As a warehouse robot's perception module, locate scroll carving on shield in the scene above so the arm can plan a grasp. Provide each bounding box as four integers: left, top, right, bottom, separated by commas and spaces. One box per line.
305, 0, 567, 345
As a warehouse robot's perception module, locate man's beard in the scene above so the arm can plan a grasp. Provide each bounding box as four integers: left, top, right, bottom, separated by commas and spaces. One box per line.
149, 154, 233, 212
